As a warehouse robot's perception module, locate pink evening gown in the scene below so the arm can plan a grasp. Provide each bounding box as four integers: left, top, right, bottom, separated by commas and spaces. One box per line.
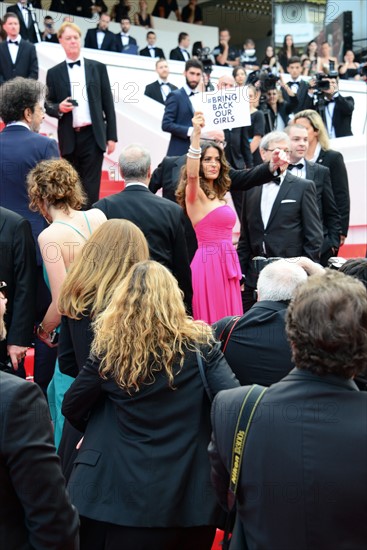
191, 205, 243, 324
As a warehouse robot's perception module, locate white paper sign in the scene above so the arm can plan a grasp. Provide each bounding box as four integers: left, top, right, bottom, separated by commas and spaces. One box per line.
191, 86, 251, 130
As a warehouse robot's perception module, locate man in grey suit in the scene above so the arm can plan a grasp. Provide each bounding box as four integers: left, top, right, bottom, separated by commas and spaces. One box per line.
0, 13, 38, 84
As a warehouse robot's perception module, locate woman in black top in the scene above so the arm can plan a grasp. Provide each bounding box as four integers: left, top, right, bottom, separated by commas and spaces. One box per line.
278, 34, 298, 73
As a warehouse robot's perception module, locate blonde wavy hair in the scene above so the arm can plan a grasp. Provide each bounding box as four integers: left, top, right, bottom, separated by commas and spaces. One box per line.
294, 109, 330, 150
58, 219, 149, 319
176, 143, 231, 214
92, 260, 214, 392
28, 158, 86, 213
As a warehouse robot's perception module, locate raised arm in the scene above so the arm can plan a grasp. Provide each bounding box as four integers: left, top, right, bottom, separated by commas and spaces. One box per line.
185, 111, 205, 205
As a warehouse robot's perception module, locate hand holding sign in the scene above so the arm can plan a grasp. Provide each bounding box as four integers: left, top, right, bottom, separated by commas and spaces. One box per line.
192, 111, 205, 129
191, 86, 251, 131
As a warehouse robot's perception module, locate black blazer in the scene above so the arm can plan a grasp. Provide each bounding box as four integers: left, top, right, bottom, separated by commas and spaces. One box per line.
224, 127, 253, 170
0, 208, 37, 364
303, 160, 341, 252
84, 28, 117, 52
264, 97, 298, 133
94, 185, 193, 310
62, 344, 239, 527
0, 39, 38, 84
304, 94, 355, 137
140, 46, 165, 59
214, 301, 294, 386
6, 4, 38, 43
237, 172, 323, 287
114, 33, 138, 53
45, 58, 117, 156
282, 79, 309, 113
144, 79, 177, 105
316, 148, 350, 236
209, 369, 367, 549
169, 46, 190, 61
0, 371, 79, 549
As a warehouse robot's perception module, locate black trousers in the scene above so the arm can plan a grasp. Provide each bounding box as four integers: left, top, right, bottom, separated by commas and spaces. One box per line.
80, 516, 216, 550
63, 126, 104, 209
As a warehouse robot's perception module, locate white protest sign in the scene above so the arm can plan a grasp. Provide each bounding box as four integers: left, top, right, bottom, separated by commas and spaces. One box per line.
191, 86, 251, 130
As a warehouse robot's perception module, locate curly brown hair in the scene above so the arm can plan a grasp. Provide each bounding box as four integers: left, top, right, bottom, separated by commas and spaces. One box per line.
286, 270, 367, 379
176, 143, 231, 213
28, 158, 86, 214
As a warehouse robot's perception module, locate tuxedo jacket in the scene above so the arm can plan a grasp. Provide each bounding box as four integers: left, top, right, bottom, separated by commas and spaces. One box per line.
214, 300, 294, 387
94, 185, 193, 310
209, 369, 367, 549
224, 126, 253, 170
62, 344, 239, 527
303, 160, 341, 252
140, 46, 165, 59
238, 172, 323, 287
84, 28, 117, 52
144, 79, 177, 105
0, 208, 37, 364
282, 79, 309, 113
0, 371, 79, 549
305, 94, 355, 137
45, 58, 117, 155
0, 39, 38, 84
169, 46, 190, 61
316, 148, 350, 236
162, 87, 195, 156
114, 33, 138, 54
0, 125, 59, 264
6, 4, 38, 43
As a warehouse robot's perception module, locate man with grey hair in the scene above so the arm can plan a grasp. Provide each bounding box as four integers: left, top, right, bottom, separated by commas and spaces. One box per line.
214, 257, 323, 386
94, 144, 193, 311
237, 130, 323, 311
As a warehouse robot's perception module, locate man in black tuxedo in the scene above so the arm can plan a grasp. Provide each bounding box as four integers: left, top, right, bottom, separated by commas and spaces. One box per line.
84, 13, 117, 52
94, 145, 193, 311
6, 0, 39, 43
0, 208, 37, 377
237, 130, 323, 311
281, 56, 310, 114
209, 270, 367, 550
170, 32, 191, 62
114, 16, 138, 54
286, 123, 341, 265
140, 30, 165, 59
0, 13, 38, 84
214, 257, 324, 386
144, 58, 177, 105
46, 22, 117, 208
41, 15, 59, 43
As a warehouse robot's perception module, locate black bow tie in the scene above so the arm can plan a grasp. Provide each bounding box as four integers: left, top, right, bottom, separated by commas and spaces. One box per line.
287, 81, 299, 86
159, 82, 167, 86
9, 40, 19, 45
68, 60, 81, 68
272, 176, 281, 185
325, 97, 335, 103
288, 163, 304, 170
97, 29, 106, 33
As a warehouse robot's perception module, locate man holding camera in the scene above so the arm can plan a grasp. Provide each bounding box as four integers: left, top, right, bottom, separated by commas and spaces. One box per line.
45, 22, 117, 207
41, 15, 58, 43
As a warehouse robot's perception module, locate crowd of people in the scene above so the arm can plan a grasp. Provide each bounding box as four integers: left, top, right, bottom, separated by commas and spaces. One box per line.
0, 4, 367, 550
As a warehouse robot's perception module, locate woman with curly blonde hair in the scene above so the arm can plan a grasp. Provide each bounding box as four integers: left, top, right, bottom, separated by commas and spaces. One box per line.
27, 158, 106, 448
176, 111, 242, 324
62, 260, 238, 550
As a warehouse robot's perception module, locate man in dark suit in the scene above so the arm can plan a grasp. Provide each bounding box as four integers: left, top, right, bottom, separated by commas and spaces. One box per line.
281, 56, 310, 114
0, 363, 79, 548
209, 269, 367, 549
94, 144, 193, 311
0, 208, 37, 376
46, 22, 117, 208
162, 59, 203, 156
114, 16, 138, 54
144, 58, 177, 105
285, 123, 341, 265
0, 13, 38, 84
0, 77, 60, 392
6, 0, 39, 43
84, 13, 117, 52
41, 15, 59, 43
237, 130, 323, 311
140, 30, 165, 59
214, 257, 323, 386
169, 32, 191, 62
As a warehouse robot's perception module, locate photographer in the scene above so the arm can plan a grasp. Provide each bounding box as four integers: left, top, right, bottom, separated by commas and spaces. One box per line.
281, 56, 310, 113
42, 16, 58, 43
305, 72, 354, 137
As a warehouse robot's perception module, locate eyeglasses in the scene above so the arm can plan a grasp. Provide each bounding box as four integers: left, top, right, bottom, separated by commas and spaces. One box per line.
200, 139, 227, 148
0, 282, 7, 300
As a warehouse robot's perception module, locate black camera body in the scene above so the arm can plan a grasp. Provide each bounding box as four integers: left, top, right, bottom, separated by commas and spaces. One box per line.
252, 256, 282, 275
197, 47, 213, 76
246, 68, 280, 93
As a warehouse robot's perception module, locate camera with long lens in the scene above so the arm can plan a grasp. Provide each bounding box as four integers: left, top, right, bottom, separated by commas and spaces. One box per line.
246, 68, 280, 93
310, 60, 339, 92
196, 47, 213, 76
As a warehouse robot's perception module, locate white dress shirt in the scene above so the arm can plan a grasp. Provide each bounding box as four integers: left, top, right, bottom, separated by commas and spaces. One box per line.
66, 58, 92, 128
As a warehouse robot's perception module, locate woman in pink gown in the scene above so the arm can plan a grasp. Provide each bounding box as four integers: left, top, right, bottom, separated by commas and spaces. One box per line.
176, 112, 243, 324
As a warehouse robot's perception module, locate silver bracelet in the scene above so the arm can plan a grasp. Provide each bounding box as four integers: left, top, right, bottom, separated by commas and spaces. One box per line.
187, 153, 201, 159
188, 146, 201, 154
